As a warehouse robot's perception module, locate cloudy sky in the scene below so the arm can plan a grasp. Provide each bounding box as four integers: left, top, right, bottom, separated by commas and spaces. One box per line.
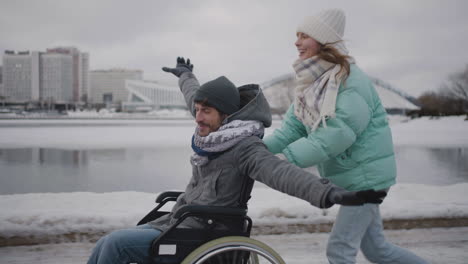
1, 0, 467, 97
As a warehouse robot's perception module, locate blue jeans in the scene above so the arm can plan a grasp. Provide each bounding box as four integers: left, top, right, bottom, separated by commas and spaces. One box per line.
326, 204, 428, 264
87, 224, 161, 264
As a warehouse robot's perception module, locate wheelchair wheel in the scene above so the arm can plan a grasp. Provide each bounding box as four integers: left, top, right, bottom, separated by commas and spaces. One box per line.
181, 236, 286, 264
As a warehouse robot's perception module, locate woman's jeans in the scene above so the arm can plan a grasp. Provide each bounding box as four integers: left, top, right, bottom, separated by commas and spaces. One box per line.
87, 224, 161, 264
326, 204, 428, 264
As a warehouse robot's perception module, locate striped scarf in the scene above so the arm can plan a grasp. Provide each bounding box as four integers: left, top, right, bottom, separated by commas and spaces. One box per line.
293, 55, 353, 131
191, 120, 264, 166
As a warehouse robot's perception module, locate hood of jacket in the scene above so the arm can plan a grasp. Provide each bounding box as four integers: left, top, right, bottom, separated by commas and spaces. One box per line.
226, 84, 272, 128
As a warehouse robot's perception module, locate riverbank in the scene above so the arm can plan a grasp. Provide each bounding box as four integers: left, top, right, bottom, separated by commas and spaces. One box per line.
1, 115, 467, 248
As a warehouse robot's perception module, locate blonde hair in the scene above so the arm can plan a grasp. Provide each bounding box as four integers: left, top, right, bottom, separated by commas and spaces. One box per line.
317, 42, 351, 79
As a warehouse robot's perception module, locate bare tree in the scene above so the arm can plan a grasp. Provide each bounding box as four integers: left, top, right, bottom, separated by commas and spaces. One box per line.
416, 65, 468, 116
440, 65, 468, 108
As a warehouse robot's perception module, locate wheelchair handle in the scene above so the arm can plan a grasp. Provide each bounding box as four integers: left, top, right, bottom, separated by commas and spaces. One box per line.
156, 191, 184, 203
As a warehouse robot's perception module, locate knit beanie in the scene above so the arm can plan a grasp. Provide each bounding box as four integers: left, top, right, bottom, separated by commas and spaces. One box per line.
296, 8, 346, 45
194, 76, 240, 115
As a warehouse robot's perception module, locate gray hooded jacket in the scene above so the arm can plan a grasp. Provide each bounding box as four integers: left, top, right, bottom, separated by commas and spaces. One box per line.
149, 72, 333, 231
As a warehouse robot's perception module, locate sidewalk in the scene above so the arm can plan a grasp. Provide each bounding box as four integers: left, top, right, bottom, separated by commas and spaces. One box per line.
1, 227, 467, 264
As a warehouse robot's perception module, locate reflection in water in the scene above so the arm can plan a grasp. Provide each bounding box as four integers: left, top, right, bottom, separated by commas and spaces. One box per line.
0, 147, 192, 195
394, 147, 468, 185
0, 148, 87, 167
0, 147, 466, 195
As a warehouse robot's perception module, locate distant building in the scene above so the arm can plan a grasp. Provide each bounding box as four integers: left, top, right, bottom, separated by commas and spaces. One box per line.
81, 53, 90, 102
2, 50, 40, 102
47, 47, 90, 103
123, 80, 186, 112
2, 48, 89, 104
40, 53, 73, 103
0, 65, 3, 98
90, 69, 143, 104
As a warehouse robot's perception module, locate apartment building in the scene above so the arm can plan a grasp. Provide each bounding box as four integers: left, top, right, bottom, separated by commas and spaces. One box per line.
40, 53, 73, 102
2, 50, 40, 102
2, 48, 89, 104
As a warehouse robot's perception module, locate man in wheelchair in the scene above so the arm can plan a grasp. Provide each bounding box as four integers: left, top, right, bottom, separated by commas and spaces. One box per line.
87, 57, 385, 264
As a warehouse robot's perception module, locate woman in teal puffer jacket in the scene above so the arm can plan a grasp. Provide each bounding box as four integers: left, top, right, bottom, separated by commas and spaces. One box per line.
264, 8, 428, 264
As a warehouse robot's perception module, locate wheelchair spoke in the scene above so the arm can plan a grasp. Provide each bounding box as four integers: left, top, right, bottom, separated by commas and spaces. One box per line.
181, 236, 285, 264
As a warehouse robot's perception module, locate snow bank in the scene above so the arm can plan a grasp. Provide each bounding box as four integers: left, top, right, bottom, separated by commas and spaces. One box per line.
1, 183, 467, 239
391, 116, 468, 147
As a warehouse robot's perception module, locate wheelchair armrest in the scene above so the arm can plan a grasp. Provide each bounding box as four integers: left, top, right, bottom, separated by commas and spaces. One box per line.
173, 205, 247, 219
156, 191, 184, 203
151, 205, 253, 256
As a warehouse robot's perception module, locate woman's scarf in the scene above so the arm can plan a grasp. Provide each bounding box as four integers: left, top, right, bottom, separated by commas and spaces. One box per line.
191, 120, 264, 166
293, 48, 354, 131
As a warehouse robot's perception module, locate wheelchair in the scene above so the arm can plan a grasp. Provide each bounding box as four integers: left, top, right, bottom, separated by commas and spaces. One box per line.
137, 183, 286, 264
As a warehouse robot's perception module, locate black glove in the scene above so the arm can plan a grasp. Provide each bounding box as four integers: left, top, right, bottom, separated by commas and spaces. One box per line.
162, 57, 194, 77
327, 187, 387, 206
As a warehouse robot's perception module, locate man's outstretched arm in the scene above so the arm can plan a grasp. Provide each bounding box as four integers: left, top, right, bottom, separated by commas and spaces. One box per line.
162, 57, 199, 117
237, 137, 386, 208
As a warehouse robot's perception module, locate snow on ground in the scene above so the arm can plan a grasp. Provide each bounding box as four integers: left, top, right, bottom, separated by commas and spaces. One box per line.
390, 115, 468, 147
1, 183, 467, 241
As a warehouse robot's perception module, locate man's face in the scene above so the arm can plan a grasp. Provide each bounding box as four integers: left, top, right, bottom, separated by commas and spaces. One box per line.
194, 103, 225, 137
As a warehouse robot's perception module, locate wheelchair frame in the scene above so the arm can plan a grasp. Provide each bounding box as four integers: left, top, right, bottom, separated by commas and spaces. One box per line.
137, 191, 285, 264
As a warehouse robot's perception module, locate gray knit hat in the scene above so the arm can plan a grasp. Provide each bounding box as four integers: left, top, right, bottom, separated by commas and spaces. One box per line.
194, 76, 240, 115
297, 8, 346, 45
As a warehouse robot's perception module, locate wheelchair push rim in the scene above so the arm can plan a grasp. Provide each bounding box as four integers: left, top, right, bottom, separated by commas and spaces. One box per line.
181, 236, 286, 264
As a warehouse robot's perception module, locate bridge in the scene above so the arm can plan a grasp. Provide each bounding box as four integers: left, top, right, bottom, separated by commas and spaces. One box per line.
122, 73, 419, 115
261, 73, 419, 115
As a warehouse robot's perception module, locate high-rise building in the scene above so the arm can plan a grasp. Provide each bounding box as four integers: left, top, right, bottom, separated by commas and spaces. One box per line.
2, 47, 89, 104
81, 52, 90, 102
40, 53, 73, 103
2, 50, 40, 102
0, 65, 3, 97
46, 47, 90, 103
90, 69, 143, 104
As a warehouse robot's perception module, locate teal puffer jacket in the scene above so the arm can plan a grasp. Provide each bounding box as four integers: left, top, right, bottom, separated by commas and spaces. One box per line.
264, 64, 396, 191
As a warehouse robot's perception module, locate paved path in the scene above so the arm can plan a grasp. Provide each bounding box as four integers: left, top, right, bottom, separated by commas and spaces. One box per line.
1, 227, 467, 263
257, 227, 468, 263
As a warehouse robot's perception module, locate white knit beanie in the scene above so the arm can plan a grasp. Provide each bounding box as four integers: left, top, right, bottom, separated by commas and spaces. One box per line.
297, 8, 346, 44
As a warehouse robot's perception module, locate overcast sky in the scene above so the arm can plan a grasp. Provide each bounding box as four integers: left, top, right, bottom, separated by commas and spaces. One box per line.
1, 0, 467, 97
